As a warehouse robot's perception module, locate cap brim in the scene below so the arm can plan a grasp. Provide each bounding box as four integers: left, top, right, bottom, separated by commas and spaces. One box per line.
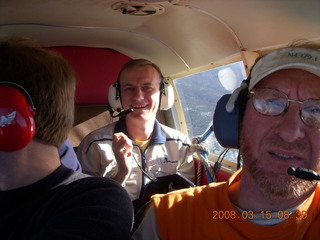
249, 47, 320, 90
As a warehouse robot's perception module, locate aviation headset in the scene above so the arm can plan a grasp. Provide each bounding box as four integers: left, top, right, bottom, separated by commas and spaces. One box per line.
108, 79, 175, 111
213, 46, 320, 150
213, 80, 249, 149
0, 82, 36, 152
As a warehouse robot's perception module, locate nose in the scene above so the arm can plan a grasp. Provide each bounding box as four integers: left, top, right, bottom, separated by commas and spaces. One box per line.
274, 103, 305, 142
132, 88, 144, 100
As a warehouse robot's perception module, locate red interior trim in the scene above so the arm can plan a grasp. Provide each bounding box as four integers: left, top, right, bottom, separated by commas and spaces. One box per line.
46, 46, 132, 105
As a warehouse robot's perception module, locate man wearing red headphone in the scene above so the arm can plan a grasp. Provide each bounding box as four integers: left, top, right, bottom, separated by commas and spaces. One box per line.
0, 38, 133, 239
76, 59, 195, 209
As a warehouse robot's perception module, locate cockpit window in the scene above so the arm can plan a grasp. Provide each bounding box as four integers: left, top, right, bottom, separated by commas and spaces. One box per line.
174, 61, 246, 164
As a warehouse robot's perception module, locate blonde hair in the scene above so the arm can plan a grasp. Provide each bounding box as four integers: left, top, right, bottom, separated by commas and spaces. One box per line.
117, 58, 164, 83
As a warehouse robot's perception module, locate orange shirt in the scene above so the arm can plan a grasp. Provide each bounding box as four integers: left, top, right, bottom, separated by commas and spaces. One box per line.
152, 170, 320, 240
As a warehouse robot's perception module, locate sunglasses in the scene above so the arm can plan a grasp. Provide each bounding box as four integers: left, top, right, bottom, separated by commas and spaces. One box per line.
250, 88, 320, 129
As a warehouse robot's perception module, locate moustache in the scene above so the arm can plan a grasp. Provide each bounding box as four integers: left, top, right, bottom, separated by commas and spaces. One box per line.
264, 135, 308, 153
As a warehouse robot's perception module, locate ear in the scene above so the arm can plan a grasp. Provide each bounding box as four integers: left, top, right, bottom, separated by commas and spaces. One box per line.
159, 82, 175, 110
0, 83, 36, 152
108, 83, 122, 111
213, 87, 248, 149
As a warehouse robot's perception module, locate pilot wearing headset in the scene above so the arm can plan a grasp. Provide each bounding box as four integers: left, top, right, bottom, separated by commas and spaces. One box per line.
76, 59, 195, 205
132, 41, 320, 239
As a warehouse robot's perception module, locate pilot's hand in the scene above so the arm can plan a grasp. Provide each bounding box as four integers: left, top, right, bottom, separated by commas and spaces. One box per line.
112, 132, 133, 184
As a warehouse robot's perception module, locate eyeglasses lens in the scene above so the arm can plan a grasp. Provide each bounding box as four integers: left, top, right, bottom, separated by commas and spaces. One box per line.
252, 88, 287, 116
251, 88, 320, 128
301, 100, 320, 128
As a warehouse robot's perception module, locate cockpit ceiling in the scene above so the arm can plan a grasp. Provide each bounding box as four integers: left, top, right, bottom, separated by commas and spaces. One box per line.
1, 0, 320, 76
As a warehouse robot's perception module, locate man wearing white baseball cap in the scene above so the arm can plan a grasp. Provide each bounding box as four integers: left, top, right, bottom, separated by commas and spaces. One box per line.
132, 41, 320, 239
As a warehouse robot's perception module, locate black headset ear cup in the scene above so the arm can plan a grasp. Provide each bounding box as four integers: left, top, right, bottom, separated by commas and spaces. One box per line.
0, 84, 36, 152
159, 82, 174, 110
213, 88, 248, 149
108, 83, 122, 110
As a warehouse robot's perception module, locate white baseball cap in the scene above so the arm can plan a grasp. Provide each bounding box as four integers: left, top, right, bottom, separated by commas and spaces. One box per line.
249, 47, 320, 90
225, 46, 320, 113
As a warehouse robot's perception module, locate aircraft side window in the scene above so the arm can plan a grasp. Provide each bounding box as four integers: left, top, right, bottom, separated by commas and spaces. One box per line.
173, 62, 246, 169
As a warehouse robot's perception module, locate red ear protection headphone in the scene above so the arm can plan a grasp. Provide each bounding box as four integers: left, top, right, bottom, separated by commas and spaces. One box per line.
0, 82, 36, 152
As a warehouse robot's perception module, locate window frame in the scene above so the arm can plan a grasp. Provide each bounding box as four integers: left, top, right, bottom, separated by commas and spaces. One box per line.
169, 58, 247, 171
